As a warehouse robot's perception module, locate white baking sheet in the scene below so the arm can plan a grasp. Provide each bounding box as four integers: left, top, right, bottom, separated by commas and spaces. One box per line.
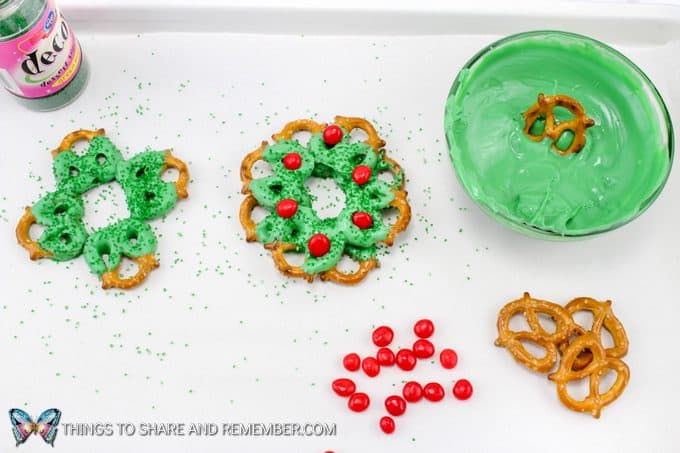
1, 1, 680, 452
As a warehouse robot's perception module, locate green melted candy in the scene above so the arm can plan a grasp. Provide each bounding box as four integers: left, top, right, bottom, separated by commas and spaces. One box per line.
445, 31, 673, 237
250, 130, 401, 274
26, 134, 183, 277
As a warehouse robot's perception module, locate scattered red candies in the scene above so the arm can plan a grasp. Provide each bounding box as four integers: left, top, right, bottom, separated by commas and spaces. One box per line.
384, 395, 407, 417
452, 379, 473, 400
402, 381, 423, 402
323, 124, 343, 146
423, 382, 445, 402
332, 319, 474, 435
308, 233, 331, 257
352, 165, 372, 185
413, 339, 435, 359
440, 348, 458, 369
414, 319, 435, 338
332, 378, 356, 397
275, 199, 298, 218
372, 326, 394, 347
343, 353, 361, 372
376, 347, 395, 366
379, 416, 395, 434
352, 211, 373, 229
282, 152, 302, 170
361, 357, 380, 378
348, 392, 370, 412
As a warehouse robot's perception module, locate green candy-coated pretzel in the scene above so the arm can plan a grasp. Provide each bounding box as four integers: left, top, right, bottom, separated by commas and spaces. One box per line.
240, 117, 410, 284
16, 129, 189, 289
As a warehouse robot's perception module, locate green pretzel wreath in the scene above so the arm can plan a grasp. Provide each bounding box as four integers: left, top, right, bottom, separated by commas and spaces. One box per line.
239, 116, 411, 285
16, 129, 189, 289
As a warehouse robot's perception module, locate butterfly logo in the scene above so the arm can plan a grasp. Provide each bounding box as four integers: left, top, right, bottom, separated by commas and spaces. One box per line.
9, 408, 62, 447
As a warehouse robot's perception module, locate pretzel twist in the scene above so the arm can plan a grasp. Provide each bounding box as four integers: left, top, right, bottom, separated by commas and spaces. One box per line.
15, 207, 52, 260
272, 119, 325, 141
495, 292, 575, 372
382, 154, 406, 191
549, 333, 630, 419
239, 195, 260, 242
320, 258, 379, 285
334, 116, 386, 150
384, 190, 411, 246
523, 94, 595, 155
51, 128, 106, 158
264, 242, 314, 283
240, 142, 266, 193
559, 297, 629, 371
496, 294, 630, 418
163, 150, 190, 199
100, 254, 159, 289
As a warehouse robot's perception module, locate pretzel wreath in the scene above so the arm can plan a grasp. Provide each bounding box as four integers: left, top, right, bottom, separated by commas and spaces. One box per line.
240, 116, 410, 284
16, 129, 189, 289
523, 93, 595, 155
495, 293, 630, 418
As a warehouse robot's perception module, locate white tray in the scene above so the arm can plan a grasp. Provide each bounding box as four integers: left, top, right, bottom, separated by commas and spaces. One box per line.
2, 1, 680, 452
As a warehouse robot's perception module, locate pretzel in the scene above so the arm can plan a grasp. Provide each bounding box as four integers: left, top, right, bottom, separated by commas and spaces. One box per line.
384, 191, 411, 246
264, 242, 315, 283
51, 128, 105, 158
320, 258, 380, 285
240, 116, 410, 285
334, 116, 386, 150
15, 207, 52, 260
163, 150, 190, 199
559, 297, 629, 371
549, 332, 630, 418
495, 292, 575, 372
101, 254, 159, 289
523, 94, 595, 155
272, 119, 325, 141
239, 195, 260, 242
240, 142, 266, 194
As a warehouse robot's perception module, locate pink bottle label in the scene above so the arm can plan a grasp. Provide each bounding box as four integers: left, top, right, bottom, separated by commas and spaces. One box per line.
0, 0, 82, 98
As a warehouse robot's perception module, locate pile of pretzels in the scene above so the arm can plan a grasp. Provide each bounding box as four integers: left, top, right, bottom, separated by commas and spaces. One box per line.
495, 292, 629, 418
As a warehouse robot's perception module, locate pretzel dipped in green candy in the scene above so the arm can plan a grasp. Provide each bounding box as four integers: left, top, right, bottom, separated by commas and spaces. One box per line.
240, 116, 411, 285
16, 129, 189, 290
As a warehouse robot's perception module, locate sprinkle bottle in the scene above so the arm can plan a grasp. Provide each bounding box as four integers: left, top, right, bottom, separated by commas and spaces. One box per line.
0, 0, 88, 111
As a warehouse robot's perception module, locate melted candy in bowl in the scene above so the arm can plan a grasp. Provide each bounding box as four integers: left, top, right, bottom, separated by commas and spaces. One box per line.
444, 31, 674, 239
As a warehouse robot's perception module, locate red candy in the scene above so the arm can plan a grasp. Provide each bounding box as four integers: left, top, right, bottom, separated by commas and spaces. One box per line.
413, 339, 435, 359
282, 152, 302, 170
343, 353, 361, 372
379, 416, 395, 434
335, 320, 471, 434
362, 357, 380, 378
384, 395, 407, 416
308, 233, 331, 257
372, 326, 394, 347
352, 165, 372, 185
453, 379, 473, 400
376, 347, 395, 366
275, 199, 298, 218
423, 382, 445, 402
348, 392, 370, 412
332, 378, 356, 397
440, 348, 458, 369
413, 319, 435, 338
395, 349, 417, 371
323, 124, 344, 146
402, 381, 423, 402
352, 211, 373, 229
